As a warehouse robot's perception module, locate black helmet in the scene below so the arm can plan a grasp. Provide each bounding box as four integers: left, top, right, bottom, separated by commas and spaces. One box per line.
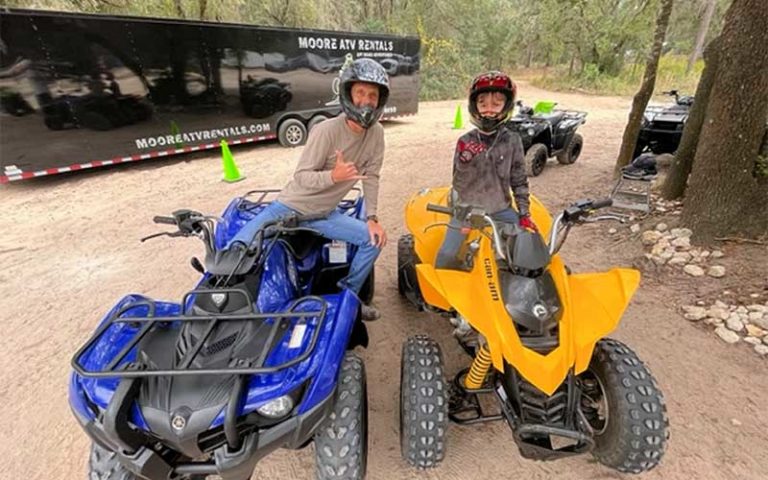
339, 58, 390, 129
468, 71, 517, 132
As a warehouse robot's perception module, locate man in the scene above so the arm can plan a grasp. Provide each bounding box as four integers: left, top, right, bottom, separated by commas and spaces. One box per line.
229, 58, 389, 317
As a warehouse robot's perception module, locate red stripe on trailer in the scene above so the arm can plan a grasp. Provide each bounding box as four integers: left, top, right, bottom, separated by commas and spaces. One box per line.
1, 133, 279, 183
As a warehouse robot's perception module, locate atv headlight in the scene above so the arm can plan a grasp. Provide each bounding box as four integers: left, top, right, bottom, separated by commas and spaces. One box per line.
256, 395, 294, 418
527, 128, 536, 137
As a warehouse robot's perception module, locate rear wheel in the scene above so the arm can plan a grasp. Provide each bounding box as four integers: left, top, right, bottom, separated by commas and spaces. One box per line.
524, 143, 549, 176
308, 114, 330, 132
397, 234, 423, 308
315, 352, 368, 480
400, 335, 449, 468
556, 133, 583, 165
582, 339, 669, 474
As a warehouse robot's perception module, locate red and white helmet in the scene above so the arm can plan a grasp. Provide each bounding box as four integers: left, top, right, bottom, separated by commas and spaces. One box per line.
468, 71, 517, 132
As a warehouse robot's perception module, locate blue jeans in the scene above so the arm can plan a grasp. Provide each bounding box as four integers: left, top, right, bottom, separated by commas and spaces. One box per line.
435, 207, 520, 269
228, 201, 380, 294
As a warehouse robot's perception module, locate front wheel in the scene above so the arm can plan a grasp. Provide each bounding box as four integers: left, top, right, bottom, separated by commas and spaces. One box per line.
524, 143, 549, 177
400, 335, 449, 468
314, 352, 368, 480
88, 443, 138, 480
581, 339, 669, 474
278, 118, 308, 147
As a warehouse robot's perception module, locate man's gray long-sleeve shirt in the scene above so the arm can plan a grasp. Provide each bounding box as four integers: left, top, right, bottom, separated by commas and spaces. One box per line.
278, 114, 385, 216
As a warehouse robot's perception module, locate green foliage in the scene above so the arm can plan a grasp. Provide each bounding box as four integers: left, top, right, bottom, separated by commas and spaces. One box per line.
532, 54, 704, 96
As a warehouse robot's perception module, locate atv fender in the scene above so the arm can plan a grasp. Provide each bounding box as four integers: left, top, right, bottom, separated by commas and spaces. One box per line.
414, 264, 452, 311
567, 268, 641, 374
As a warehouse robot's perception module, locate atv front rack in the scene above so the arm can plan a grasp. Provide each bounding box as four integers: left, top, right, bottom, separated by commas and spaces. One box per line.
72, 291, 328, 378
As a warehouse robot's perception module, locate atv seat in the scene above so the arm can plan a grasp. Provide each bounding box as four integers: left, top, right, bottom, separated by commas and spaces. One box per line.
534, 111, 565, 125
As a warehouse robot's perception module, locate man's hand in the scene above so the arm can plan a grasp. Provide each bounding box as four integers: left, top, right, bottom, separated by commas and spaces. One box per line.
367, 219, 387, 248
331, 150, 367, 183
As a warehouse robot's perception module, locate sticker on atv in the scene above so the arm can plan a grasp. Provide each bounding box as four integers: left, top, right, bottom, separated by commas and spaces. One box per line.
329, 240, 348, 263
289, 324, 307, 349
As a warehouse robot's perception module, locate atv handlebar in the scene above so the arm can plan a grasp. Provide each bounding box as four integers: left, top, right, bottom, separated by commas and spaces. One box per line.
549, 198, 614, 255
153, 215, 176, 225
426, 203, 453, 215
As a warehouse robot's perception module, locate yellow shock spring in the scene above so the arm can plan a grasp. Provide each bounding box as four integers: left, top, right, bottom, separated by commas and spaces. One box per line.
464, 345, 492, 389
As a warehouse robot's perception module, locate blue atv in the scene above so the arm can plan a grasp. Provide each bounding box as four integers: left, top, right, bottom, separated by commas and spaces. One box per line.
70, 189, 374, 480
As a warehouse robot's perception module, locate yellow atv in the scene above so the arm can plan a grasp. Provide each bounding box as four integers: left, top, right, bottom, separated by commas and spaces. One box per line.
397, 187, 668, 473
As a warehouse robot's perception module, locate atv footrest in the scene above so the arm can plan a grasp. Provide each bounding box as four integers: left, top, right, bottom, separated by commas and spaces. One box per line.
448, 368, 504, 425
72, 291, 328, 378
610, 174, 655, 212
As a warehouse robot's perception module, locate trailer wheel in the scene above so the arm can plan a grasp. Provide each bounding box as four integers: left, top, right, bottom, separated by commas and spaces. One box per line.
278, 118, 308, 147
308, 114, 330, 132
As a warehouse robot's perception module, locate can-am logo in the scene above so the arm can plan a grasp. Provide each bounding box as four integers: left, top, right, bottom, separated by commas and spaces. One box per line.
298, 36, 393, 52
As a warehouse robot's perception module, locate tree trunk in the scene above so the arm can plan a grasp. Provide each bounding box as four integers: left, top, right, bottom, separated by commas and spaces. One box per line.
198, 0, 208, 20
682, 0, 768, 240
687, 0, 716, 73
614, 0, 675, 174
661, 37, 721, 200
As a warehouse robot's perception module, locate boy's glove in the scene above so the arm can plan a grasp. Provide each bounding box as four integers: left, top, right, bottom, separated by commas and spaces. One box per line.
519, 215, 538, 232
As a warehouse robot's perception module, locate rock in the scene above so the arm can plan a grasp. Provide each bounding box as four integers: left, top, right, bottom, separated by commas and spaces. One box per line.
715, 300, 728, 309
608, 228, 618, 234
715, 326, 741, 344
745, 324, 766, 337
749, 315, 768, 331
682, 306, 708, 321
711, 250, 724, 258
642, 230, 663, 246
655, 223, 669, 232
748, 311, 765, 322
630, 224, 641, 233
708, 307, 730, 320
705, 317, 724, 327
671, 237, 691, 249
726, 316, 744, 332
683, 265, 705, 277
744, 336, 762, 346
660, 250, 675, 260
670, 227, 693, 238
736, 306, 748, 315
652, 255, 668, 266
673, 251, 692, 262
651, 244, 666, 256
731, 418, 743, 426
656, 206, 668, 213
667, 257, 688, 266
707, 266, 726, 278
747, 304, 767, 313
750, 293, 760, 299
763, 335, 768, 346
700, 250, 710, 258
755, 344, 768, 356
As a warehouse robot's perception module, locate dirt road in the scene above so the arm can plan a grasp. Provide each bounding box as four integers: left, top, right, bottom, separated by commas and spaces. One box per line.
1, 83, 766, 479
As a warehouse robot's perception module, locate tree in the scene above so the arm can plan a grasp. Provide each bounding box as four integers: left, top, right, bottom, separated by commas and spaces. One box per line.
614, 0, 675, 174
681, 0, 768, 240
661, 36, 720, 199
687, 0, 716, 72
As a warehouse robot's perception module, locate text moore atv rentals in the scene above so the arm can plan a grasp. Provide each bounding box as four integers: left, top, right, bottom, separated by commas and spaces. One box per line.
70, 189, 374, 480
397, 187, 669, 473
507, 100, 587, 177
634, 89, 694, 159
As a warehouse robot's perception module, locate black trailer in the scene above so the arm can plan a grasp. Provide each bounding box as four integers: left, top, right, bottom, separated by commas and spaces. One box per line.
0, 9, 420, 183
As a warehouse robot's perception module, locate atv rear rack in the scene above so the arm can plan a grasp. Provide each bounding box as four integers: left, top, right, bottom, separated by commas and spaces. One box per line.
72, 291, 328, 378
